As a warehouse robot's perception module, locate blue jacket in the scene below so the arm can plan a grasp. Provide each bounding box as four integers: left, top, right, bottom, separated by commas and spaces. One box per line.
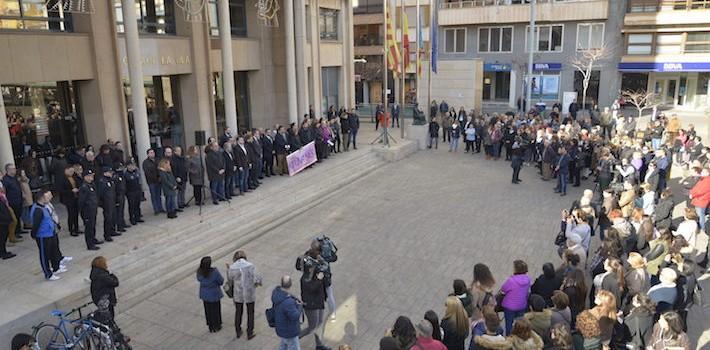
557, 153, 571, 175
1, 175, 22, 207
196, 268, 224, 302
30, 203, 55, 238
272, 287, 302, 338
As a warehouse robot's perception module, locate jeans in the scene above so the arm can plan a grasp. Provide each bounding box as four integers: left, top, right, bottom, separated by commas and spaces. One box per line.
349, 129, 358, 149
503, 308, 526, 335
326, 285, 336, 316
279, 337, 301, 350
224, 173, 234, 198
428, 136, 438, 149
557, 172, 568, 194
449, 137, 459, 152
238, 168, 249, 193
209, 179, 225, 203
148, 183, 164, 213
299, 309, 324, 346
696, 206, 707, 231
177, 183, 186, 207
165, 193, 177, 213
235, 302, 254, 335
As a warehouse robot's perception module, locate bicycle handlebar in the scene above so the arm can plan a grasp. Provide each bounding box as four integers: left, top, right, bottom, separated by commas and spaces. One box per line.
64, 301, 95, 317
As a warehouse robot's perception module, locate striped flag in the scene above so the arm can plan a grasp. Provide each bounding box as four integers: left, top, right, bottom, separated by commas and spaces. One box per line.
431, 0, 438, 74
402, 11, 410, 71
386, 10, 401, 77
418, 7, 424, 77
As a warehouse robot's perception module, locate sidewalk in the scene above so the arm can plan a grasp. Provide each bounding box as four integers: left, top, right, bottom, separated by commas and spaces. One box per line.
0, 131, 387, 344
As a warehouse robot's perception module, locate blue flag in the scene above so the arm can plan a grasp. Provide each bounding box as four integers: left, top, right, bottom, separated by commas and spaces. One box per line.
430, 0, 438, 74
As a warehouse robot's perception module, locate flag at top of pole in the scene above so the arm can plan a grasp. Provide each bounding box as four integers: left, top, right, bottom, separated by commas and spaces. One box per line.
386, 9, 401, 78
430, 0, 438, 74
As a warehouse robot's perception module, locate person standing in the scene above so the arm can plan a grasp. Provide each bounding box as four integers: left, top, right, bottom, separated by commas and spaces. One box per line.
205, 142, 225, 204
234, 136, 251, 194
511, 137, 524, 184
124, 161, 144, 225
226, 250, 262, 339
90, 256, 119, 319
112, 163, 128, 233
339, 114, 350, 152
499, 260, 531, 335
142, 149, 163, 215
299, 248, 329, 350
440, 296, 469, 350
348, 110, 360, 150
449, 121, 461, 152
78, 170, 101, 250
2, 164, 24, 240
197, 256, 224, 333
186, 146, 205, 206
262, 129, 276, 176
554, 147, 571, 196
223, 142, 236, 199
428, 117, 440, 149
411, 319, 446, 350
275, 127, 290, 176
272, 275, 303, 350
391, 103, 400, 128
0, 183, 16, 259
158, 159, 178, 219
57, 166, 80, 236
30, 190, 63, 280
172, 146, 188, 209
96, 166, 117, 241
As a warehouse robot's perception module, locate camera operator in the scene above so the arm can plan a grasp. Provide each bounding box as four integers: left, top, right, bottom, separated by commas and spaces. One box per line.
297, 248, 330, 350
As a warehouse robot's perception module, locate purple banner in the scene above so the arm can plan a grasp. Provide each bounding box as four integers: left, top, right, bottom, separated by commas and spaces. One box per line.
287, 141, 317, 176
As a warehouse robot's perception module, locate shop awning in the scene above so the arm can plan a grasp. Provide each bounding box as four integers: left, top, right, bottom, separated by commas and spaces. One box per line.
619, 62, 710, 72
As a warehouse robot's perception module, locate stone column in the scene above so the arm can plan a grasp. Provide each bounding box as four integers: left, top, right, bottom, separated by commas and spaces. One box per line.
294, 0, 309, 116
284, 0, 298, 123
0, 97, 14, 167
121, 0, 151, 161
218, 0, 238, 132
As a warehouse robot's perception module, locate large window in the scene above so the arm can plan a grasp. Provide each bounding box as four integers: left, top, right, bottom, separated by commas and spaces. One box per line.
207, 0, 247, 36
526, 73, 560, 101
685, 32, 710, 53
321, 67, 340, 112
445, 28, 466, 53
319, 8, 339, 41
114, 0, 176, 34
576, 23, 604, 50
626, 33, 652, 55
526, 24, 563, 52
0, 0, 72, 31
574, 70, 600, 108
213, 71, 251, 135
353, 0, 382, 14
354, 24, 382, 46
3, 81, 84, 160
655, 33, 681, 54
478, 27, 512, 53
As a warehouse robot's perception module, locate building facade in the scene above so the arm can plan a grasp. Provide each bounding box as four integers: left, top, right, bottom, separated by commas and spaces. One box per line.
620, 0, 710, 111
0, 0, 355, 167
435, 0, 625, 113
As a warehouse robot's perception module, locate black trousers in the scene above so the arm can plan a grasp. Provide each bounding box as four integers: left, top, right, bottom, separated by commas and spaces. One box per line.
36, 236, 60, 278
192, 185, 203, 206
115, 196, 126, 230
101, 206, 115, 239
512, 165, 521, 182
203, 301, 222, 331
127, 192, 142, 223
64, 199, 79, 233
82, 209, 97, 248
0, 224, 9, 255
475, 139, 482, 153
10, 203, 22, 236
264, 156, 274, 176
235, 302, 255, 335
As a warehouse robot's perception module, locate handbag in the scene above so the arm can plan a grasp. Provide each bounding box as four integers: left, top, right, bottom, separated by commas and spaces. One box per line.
494, 292, 505, 312
555, 229, 567, 246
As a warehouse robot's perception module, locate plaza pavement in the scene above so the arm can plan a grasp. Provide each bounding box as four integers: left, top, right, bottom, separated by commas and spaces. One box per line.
115, 144, 709, 350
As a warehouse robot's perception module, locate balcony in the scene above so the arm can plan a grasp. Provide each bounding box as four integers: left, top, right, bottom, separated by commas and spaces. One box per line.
438, 0, 609, 26
625, 0, 710, 26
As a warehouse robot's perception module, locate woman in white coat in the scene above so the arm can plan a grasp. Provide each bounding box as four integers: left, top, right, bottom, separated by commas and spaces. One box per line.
225, 250, 263, 339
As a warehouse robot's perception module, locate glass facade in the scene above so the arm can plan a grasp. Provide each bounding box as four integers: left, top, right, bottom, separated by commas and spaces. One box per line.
321, 67, 340, 112
213, 71, 251, 135
0, 0, 72, 31
207, 0, 247, 37
114, 0, 176, 34
3, 81, 84, 160
353, 0, 382, 14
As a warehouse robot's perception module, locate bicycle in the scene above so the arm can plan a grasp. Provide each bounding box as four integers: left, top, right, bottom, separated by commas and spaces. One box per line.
32, 301, 113, 350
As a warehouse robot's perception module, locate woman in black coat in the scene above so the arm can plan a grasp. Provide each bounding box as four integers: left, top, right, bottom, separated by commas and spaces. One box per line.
621, 293, 654, 349
90, 256, 120, 318
531, 263, 562, 307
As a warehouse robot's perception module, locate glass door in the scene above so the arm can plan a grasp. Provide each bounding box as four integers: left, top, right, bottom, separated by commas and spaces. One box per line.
666, 79, 678, 106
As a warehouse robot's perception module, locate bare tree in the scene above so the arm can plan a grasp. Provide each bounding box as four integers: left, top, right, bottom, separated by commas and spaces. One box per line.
621, 90, 658, 118
569, 43, 612, 110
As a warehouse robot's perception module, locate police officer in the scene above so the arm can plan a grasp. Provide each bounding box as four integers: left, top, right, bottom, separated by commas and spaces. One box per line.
97, 166, 118, 242
125, 160, 144, 225
113, 162, 128, 233
78, 169, 101, 250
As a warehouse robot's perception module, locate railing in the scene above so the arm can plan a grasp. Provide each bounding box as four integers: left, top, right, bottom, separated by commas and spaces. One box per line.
627, 0, 710, 12
439, 0, 597, 9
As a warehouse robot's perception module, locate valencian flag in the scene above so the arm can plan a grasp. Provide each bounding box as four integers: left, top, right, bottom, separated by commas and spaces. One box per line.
402, 11, 411, 71
430, 0, 438, 73
418, 7, 424, 77
386, 10, 401, 77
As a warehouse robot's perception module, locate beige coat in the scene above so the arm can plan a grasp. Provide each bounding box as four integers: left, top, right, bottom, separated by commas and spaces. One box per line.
619, 189, 636, 218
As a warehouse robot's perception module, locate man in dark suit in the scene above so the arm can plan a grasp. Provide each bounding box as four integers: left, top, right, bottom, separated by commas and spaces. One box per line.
274, 127, 289, 176
262, 129, 275, 177
246, 135, 261, 189
219, 127, 233, 147
252, 129, 264, 179
205, 142, 225, 204
390, 103, 400, 128
142, 149, 163, 214
234, 136, 250, 194
223, 142, 236, 199
96, 166, 118, 241
2, 164, 24, 239
554, 147, 571, 196
348, 109, 360, 150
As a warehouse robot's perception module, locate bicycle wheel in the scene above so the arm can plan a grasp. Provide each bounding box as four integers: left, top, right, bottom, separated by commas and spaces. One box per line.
74, 325, 108, 350
33, 324, 68, 350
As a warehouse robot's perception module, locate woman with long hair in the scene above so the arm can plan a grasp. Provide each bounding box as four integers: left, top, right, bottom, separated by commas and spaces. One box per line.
440, 296, 469, 350
507, 318, 543, 350
645, 229, 673, 283
90, 256, 120, 318
549, 323, 573, 350
648, 311, 690, 349
624, 252, 650, 304
451, 279, 473, 318
389, 316, 416, 349
590, 290, 617, 347
499, 260, 531, 335
470, 263, 496, 322
158, 158, 178, 218
560, 269, 586, 328
572, 310, 602, 349
196, 256, 224, 332
622, 293, 655, 349
593, 257, 625, 308
424, 310, 442, 341
186, 145, 205, 206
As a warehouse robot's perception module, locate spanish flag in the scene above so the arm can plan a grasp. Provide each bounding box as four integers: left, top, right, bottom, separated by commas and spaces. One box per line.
386, 11, 401, 78
402, 11, 410, 71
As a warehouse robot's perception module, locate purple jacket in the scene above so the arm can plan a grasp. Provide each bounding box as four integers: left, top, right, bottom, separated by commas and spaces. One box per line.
500, 274, 531, 311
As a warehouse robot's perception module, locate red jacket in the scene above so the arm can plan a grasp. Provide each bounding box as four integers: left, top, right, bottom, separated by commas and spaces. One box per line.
690, 176, 710, 208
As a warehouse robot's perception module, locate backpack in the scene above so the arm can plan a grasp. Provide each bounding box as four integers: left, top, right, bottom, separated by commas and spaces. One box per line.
316, 235, 338, 263
265, 306, 276, 327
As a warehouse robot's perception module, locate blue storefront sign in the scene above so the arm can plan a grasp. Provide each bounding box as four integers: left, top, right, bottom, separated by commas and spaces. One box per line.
484, 63, 511, 72
619, 62, 710, 72
533, 63, 562, 71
